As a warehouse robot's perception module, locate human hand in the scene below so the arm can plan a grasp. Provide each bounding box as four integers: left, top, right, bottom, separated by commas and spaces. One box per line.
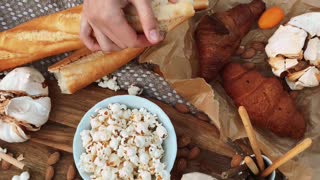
80, 0, 177, 52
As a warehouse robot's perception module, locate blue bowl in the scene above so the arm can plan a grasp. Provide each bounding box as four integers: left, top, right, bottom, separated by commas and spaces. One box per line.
73, 95, 177, 180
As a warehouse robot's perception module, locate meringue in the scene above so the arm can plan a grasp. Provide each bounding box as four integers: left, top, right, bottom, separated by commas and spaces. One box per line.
265, 25, 307, 58
0, 67, 51, 143
181, 172, 217, 180
266, 12, 320, 90
288, 12, 320, 37
11, 171, 30, 180
0, 67, 48, 96
304, 37, 320, 66
79, 103, 169, 180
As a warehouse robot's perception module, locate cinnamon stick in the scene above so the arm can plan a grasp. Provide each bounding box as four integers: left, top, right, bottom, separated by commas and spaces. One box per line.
0, 152, 25, 169
261, 138, 312, 177
238, 106, 265, 171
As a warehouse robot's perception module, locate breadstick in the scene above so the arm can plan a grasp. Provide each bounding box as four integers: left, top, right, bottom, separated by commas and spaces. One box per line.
0, 152, 25, 169
238, 106, 265, 171
244, 156, 259, 175
261, 138, 312, 177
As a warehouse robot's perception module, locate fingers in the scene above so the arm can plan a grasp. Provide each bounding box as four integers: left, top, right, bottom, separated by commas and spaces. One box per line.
130, 0, 163, 44
92, 26, 121, 53
80, 14, 100, 51
102, 9, 152, 48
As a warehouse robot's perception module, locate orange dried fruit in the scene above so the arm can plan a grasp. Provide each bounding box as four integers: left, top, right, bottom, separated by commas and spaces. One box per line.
258, 7, 285, 30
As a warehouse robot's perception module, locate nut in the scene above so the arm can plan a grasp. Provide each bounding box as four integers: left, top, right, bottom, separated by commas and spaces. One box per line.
195, 112, 210, 122
45, 166, 54, 180
47, 152, 60, 165
241, 48, 256, 59
177, 148, 190, 158
67, 164, 76, 180
235, 46, 245, 55
188, 147, 201, 160
250, 41, 265, 51
1, 153, 13, 170
174, 103, 190, 114
231, 154, 243, 168
176, 158, 187, 172
178, 136, 191, 148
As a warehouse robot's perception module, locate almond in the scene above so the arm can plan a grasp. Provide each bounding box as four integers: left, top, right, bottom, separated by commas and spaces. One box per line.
47, 152, 60, 165
195, 112, 210, 122
1, 153, 13, 170
176, 158, 187, 172
178, 136, 191, 148
188, 147, 201, 160
241, 48, 256, 59
235, 46, 245, 56
231, 154, 243, 168
67, 164, 76, 180
174, 103, 190, 114
177, 148, 190, 158
250, 41, 265, 52
45, 166, 54, 180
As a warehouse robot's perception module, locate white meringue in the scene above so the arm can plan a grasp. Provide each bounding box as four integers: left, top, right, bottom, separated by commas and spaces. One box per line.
5, 96, 51, 127
11, 171, 30, 180
304, 37, 320, 66
0, 120, 29, 143
286, 66, 320, 90
181, 172, 217, 180
0, 67, 48, 96
265, 25, 307, 58
288, 12, 320, 37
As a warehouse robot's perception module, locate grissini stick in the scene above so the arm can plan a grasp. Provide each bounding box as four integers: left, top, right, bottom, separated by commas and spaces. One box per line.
0, 152, 25, 169
238, 106, 265, 171
244, 156, 259, 175
261, 138, 312, 177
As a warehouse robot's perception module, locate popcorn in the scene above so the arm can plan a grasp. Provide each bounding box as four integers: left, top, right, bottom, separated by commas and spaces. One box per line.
79, 103, 169, 180
97, 76, 120, 91
128, 85, 143, 96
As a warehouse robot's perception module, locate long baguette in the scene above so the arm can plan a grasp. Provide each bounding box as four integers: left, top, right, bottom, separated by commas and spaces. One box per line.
49, 48, 145, 94
0, 6, 83, 72
49, 1, 196, 94
0, 0, 205, 72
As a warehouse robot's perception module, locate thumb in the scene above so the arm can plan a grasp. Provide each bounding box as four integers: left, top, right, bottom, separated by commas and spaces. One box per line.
130, 0, 163, 44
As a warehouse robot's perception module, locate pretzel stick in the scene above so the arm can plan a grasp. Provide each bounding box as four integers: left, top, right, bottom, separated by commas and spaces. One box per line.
238, 106, 265, 171
244, 156, 259, 175
261, 138, 312, 177
0, 152, 25, 169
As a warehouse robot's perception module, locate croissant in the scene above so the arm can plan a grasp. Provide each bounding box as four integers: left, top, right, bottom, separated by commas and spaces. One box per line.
223, 63, 306, 139
195, 0, 265, 82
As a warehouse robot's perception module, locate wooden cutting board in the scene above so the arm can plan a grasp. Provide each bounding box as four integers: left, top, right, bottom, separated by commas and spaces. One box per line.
0, 81, 235, 179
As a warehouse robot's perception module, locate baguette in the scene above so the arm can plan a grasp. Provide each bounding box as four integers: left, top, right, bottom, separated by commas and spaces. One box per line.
0, 6, 83, 72
49, 48, 145, 94
49, 1, 197, 94
0, 0, 204, 72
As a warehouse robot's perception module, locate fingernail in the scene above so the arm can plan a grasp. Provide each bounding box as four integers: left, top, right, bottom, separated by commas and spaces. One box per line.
149, 29, 160, 43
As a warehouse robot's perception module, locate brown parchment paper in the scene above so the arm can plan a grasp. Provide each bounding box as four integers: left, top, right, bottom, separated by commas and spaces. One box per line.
140, 0, 320, 179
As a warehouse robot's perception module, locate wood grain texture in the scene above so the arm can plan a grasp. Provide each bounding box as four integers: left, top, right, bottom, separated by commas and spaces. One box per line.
0, 81, 235, 179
